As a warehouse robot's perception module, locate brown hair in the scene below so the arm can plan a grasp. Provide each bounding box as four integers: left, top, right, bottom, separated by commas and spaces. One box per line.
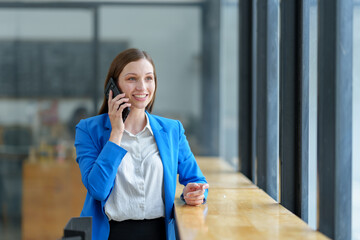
98, 48, 157, 115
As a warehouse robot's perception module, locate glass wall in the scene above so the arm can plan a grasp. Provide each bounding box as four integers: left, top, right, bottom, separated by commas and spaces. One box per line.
0, 4, 202, 240
0, 9, 94, 240
219, 0, 239, 169
352, 2, 360, 239
308, 0, 318, 230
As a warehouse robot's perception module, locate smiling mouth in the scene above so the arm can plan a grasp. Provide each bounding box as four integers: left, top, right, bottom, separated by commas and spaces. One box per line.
134, 94, 147, 98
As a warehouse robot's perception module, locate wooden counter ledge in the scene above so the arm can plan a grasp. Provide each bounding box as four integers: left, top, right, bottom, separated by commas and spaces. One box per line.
174, 158, 329, 240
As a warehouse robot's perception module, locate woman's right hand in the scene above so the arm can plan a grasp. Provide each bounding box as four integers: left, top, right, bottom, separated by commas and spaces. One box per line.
108, 90, 131, 146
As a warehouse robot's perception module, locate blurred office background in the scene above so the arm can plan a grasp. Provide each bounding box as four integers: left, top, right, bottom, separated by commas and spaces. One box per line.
0, 1, 238, 239
0, 0, 359, 240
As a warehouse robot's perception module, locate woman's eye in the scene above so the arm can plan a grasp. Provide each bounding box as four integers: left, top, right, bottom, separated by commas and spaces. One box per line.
128, 77, 136, 81
146, 76, 153, 81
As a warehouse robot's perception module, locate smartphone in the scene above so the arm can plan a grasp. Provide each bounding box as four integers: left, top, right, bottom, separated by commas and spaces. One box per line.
104, 77, 130, 122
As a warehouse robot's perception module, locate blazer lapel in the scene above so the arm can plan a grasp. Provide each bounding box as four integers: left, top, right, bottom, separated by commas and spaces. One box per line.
147, 112, 175, 220
147, 113, 171, 163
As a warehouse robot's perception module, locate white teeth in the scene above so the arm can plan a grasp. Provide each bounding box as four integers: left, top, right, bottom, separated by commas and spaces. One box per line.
134, 94, 146, 98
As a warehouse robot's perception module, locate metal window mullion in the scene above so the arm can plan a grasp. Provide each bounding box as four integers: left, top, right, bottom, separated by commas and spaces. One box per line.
255, 0, 268, 192
279, 0, 300, 215
317, 0, 353, 238
239, 0, 253, 179
251, 0, 258, 184
317, 0, 337, 236
255, 0, 280, 201
334, 0, 353, 239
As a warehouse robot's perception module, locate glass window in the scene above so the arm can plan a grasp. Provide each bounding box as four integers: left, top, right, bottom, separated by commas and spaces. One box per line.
0, 5, 203, 240
0, 9, 94, 240
352, 2, 360, 240
219, 0, 239, 169
308, 0, 318, 230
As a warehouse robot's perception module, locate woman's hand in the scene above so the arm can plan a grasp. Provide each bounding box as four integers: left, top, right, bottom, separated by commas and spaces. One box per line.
183, 183, 209, 206
108, 90, 131, 146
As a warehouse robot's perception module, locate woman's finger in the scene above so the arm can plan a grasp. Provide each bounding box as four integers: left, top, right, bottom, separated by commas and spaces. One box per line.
108, 90, 113, 110
185, 199, 204, 206
199, 183, 209, 190
108, 91, 124, 104
189, 193, 205, 201
186, 183, 200, 191
111, 98, 129, 111
111, 92, 126, 102
186, 189, 205, 197
108, 91, 125, 111
109, 97, 128, 113
117, 103, 131, 114
185, 194, 205, 201
187, 183, 200, 188
110, 94, 126, 109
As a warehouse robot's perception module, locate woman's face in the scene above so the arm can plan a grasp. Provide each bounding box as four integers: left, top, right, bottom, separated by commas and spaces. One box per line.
118, 58, 155, 111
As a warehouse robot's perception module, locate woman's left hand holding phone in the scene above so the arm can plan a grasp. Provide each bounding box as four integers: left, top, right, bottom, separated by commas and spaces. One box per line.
108, 90, 131, 146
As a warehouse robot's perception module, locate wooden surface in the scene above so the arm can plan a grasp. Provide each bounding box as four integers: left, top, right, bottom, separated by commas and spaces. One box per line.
22, 161, 86, 240
175, 157, 329, 240
22, 157, 329, 240
193, 157, 257, 189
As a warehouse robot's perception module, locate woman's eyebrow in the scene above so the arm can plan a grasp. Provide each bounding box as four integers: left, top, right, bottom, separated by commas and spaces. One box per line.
124, 72, 153, 76
124, 72, 137, 76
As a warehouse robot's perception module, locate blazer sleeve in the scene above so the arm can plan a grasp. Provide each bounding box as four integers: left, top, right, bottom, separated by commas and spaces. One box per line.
177, 120, 208, 199
74, 119, 127, 201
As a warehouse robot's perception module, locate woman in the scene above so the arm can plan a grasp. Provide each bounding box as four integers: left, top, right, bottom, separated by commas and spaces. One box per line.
75, 48, 209, 240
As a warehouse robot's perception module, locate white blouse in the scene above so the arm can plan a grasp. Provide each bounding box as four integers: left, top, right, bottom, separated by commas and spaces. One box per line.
104, 114, 165, 221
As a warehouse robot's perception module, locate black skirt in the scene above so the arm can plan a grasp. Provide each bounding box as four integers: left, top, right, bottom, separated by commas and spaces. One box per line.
108, 217, 166, 240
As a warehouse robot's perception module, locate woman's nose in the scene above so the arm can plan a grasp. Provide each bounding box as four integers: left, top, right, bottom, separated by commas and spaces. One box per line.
136, 79, 146, 90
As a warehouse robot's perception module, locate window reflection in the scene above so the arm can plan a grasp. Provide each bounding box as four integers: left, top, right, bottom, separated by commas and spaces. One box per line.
352, 3, 360, 240
219, 0, 239, 169
0, 9, 93, 240
308, 0, 318, 230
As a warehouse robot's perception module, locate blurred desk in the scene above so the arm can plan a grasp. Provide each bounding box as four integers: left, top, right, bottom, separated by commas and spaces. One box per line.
194, 157, 257, 189
195, 157, 234, 172
22, 161, 86, 240
174, 157, 329, 240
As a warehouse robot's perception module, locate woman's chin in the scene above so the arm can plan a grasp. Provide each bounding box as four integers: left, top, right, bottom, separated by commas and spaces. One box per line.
130, 105, 147, 111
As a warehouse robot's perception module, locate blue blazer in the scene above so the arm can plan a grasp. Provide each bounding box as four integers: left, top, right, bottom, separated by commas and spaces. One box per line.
75, 112, 208, 240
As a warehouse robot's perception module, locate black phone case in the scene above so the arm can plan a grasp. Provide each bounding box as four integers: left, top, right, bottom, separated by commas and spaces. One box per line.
104, 78, 130, 122
104, 78, 121, 99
